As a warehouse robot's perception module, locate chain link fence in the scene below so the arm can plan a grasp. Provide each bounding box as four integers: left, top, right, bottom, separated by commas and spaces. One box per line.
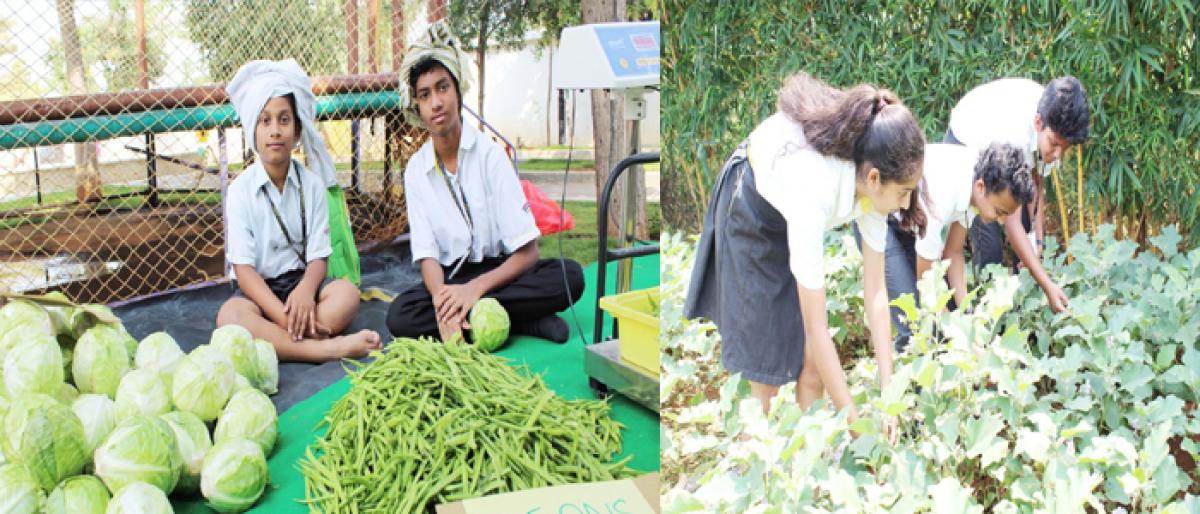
0, 0, 456, 304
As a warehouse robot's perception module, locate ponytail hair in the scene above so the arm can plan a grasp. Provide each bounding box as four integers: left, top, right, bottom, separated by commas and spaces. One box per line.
777, 72, 928, 236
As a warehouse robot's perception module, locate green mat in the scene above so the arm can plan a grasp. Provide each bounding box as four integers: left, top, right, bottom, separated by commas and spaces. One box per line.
173, 254, 660, 513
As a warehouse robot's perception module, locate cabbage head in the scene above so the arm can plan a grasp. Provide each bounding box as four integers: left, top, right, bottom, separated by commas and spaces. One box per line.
469, 298, 511, 352
3, 334, 64, 397
113, 369, 172, 421
214, 388, 277, 456
93, 415, 182, 495
106, 481, 172, 514
0, 463, 42, 514
44, 474, 110, 514
72, 394, 117, 457
134, 332, 184, 376
73, 326, 132, 399
201, 438, 268, 513
160, 410, 212, 494
210, 325, 259, 386
2, 393, 88, 490
253, 339, 278, 395
171, 345, 236, 422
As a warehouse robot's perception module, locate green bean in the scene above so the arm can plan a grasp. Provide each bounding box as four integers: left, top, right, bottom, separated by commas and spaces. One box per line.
299, 337, 639, 513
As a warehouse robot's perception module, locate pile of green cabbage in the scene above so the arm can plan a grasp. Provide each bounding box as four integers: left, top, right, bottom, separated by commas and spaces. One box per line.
0, 298, 279, 513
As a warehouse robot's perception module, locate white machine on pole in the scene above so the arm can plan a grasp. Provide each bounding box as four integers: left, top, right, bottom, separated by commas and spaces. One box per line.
553, 21, 660, 411
554, 20, 659, 294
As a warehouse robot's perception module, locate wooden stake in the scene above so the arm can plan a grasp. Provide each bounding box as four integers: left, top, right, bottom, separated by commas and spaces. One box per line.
1077, 145, 1085, 237
1051, 162, 1071, 262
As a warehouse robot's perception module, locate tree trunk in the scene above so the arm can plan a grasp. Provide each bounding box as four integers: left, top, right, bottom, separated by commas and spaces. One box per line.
56, 0, 101, 204
476, 0, 489, 131
367, 0, 379, 73
427, 0, 447, 23
391, 0, 404, 70
583, 0, 646, 240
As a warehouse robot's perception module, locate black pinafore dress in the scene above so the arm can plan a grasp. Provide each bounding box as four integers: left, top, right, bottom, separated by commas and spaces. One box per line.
683, 143, 807, 385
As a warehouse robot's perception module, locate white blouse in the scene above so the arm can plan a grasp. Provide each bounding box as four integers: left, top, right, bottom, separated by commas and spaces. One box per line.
746, 113, 889, 290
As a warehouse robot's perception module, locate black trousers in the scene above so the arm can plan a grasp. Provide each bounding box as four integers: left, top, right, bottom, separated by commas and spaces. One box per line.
386, 256, 585, 338
852, 218, 920, 353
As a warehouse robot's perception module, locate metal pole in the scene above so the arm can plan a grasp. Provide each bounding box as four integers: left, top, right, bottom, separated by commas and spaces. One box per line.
383, 119, 391, 193
145, 134, 158, 207
218, 127, 230, 277
0, 73, 402, 125
558, 90, 565, 145
351, 121, 361, 192
347, 0, 362, 193
136, 0, 158, 207
594, 151, 660, 345
33, 148, 42, 206
615, 102, 635, 297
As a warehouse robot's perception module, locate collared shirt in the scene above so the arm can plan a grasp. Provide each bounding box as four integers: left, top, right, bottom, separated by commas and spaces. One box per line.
405, 121, 539, 267
947, 77, 1058, 177
225, 159, 331, 281
746, 112, 889, 290
915, 144, 979, 261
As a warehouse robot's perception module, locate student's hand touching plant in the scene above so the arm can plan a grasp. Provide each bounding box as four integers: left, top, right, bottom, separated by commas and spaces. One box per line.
1042, 281, 1069, 313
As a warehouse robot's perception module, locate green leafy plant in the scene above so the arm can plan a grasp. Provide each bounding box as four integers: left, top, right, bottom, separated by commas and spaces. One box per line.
660, 226, 1200, 512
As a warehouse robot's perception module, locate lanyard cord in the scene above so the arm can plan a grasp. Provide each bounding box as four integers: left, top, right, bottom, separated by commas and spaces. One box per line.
437, 152, 474, 279
261, 161, 307, 263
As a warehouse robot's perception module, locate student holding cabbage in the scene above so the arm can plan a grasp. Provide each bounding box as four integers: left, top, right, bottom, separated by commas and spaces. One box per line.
684, 72, 926, 441
385, 24, 585, 345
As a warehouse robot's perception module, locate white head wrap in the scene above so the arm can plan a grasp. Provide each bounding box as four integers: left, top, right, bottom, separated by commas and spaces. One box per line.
226, 59, 338, 187
397, 21, 474, 130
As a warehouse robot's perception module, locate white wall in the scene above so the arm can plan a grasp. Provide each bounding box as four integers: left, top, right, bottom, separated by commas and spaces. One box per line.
459, 36, 660, 150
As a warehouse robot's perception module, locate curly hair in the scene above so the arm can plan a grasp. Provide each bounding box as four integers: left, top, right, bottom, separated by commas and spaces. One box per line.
974, 143, 1036, 205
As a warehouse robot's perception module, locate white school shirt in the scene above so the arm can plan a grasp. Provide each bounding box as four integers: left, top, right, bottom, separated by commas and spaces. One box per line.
405, 121, 540, 268
225, 160, 331, 281
746, 112, 889, 291
914, 144, 979, 261
947, 77, 1058, 177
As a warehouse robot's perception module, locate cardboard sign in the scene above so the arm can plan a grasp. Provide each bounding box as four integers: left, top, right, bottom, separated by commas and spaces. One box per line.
436, 473, 659, 514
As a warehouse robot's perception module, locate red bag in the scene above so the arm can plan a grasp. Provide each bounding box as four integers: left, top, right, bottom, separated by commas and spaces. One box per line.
520, 179, 575, 236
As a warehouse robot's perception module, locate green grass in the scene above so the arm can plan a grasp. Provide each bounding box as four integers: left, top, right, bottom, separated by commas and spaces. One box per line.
0, 185, 143, 212
537, 201, 661, 266
0, 187, 221, 231
519, 159, 595, 171
528, 144, 595, 150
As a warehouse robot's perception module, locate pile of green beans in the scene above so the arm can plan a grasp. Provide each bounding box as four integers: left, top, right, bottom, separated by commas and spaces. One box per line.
299, 337, 636, 513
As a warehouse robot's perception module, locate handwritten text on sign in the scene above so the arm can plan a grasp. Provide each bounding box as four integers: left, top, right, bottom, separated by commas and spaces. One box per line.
440, 477, 656, 514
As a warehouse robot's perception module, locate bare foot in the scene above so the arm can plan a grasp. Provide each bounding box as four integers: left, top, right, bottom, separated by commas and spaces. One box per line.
330, 329, 382, 359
